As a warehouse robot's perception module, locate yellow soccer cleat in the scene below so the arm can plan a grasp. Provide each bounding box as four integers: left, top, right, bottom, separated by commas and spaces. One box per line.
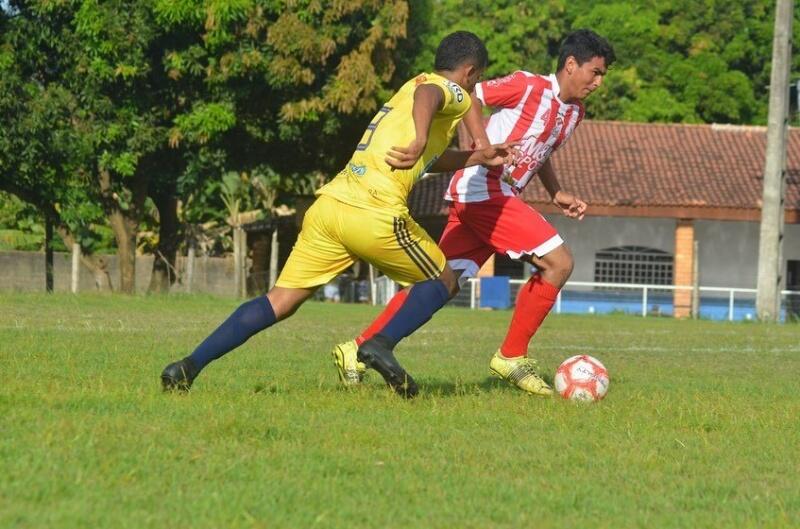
331, 340, 367, 387
489, 350, 553, 396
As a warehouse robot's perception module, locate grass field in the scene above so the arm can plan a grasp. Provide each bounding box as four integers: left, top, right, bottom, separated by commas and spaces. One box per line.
1, 293, 799, 528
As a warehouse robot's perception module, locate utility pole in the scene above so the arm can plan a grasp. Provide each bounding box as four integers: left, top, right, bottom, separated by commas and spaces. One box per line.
757, 0, 793, 321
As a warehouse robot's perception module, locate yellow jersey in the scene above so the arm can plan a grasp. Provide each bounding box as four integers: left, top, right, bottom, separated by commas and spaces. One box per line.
316, 72, 471, 213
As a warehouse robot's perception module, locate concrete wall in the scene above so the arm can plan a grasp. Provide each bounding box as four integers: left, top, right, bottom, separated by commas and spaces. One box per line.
0, 251, 237, 295
3, 217, 797, 294
542, 215, 800, 290
545, 215, 677, 283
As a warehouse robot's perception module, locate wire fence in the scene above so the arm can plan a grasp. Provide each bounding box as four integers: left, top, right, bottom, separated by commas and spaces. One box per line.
371, 276, 800, 322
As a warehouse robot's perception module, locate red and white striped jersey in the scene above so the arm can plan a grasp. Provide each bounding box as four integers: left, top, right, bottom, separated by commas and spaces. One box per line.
445, 71, 584, 203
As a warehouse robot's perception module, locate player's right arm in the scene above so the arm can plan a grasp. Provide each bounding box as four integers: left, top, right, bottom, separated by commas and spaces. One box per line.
384, 84, 444, 169
538, 158, 587, 220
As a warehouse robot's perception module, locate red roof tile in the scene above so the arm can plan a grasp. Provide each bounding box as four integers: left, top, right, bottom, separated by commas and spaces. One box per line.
408, 121, 800, 221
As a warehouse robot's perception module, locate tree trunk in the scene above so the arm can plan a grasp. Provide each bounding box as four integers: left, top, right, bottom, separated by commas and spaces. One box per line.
109, 209, 138, 294
98, 168, 148, 295
54, 226, 113, 291
148, 192, 179, 293
45, 214, 54, 293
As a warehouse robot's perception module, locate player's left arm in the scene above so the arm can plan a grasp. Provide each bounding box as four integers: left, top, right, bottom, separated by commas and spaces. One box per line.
428, 141, 520, 173
538, 158, 587, 220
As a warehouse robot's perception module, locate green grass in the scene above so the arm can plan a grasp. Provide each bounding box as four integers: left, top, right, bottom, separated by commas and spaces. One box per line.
1, 294, 798, 529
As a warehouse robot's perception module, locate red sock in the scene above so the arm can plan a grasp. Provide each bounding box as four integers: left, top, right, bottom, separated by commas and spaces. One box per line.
355, 288, 410, 345
500, 274, 559, 358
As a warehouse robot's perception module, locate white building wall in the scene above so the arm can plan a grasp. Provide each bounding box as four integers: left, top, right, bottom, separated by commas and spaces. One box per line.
543, 215, 800, 290
544, 215, 675, 283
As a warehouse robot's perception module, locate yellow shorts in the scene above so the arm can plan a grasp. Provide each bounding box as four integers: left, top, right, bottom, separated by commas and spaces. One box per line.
275, 195, 445, 289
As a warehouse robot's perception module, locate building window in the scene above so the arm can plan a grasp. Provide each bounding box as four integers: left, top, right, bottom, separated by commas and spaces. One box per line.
594, 246, 673, 285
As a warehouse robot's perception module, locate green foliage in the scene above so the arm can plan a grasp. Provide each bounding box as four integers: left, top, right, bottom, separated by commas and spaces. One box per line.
419, 0, 798, 125
172, 102, 238, 146
1, 0, 798, 275
410, 0, 567, 78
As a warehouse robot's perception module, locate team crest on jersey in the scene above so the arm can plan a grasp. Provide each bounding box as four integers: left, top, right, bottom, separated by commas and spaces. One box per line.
552, 115, 564, 138
445, 81, 464, 103
415, 74, 428, 85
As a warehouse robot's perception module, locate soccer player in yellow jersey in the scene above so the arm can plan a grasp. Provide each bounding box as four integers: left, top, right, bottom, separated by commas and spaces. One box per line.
161, 32, 517, 398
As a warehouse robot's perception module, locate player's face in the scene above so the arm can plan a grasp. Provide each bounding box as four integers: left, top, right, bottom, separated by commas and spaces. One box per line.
571, 56, 607, 99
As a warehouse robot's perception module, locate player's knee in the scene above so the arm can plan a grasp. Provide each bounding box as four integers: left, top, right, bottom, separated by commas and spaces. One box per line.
539, 245, 573, 288
266, 288, 305, 321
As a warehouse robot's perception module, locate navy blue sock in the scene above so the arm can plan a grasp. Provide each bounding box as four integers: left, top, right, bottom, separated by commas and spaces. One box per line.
378, 279, 450, 346
187, 296, 276, 372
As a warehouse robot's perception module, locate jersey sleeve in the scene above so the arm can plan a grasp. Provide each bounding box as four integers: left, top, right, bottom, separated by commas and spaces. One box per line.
475, 71, 530, 108
422, 78, 469, 118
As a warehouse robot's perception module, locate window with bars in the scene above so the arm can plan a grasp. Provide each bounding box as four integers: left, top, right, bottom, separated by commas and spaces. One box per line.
594, 246, 673, 285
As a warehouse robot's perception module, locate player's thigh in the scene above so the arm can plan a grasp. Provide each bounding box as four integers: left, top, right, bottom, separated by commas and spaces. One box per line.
275, 196, 356, 289
439, 206, 494, 279
458, 198, 563, 260
341, 210, 445, 287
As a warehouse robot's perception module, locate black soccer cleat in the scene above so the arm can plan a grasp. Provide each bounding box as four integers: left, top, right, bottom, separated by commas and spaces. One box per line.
357, 337, 418, 399
161, 357, 198, 392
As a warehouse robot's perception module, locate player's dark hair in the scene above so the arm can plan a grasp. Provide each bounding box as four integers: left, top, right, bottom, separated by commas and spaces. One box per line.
556, 29, 615, 71
434, 31, 489, 71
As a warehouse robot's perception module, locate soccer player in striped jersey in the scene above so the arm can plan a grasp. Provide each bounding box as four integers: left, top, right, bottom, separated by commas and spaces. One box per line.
336, 29, 615, 396
161, 31, 519, 398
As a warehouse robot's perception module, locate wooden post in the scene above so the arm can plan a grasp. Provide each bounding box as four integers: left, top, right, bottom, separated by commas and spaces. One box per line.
71, 242, 80, 294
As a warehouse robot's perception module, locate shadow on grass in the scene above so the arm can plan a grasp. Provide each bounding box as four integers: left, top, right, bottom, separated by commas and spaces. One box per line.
417, 371, 556, 397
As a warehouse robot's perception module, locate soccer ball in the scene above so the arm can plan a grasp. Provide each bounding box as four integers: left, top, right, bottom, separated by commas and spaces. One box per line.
554, 355, 609, 402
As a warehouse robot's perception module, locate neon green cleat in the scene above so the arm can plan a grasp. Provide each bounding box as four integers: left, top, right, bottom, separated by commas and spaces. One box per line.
332, 340, 367, 387
489, 350, 553, 396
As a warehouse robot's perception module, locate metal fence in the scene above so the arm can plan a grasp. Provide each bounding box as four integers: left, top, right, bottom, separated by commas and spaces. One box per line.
371, 276, 800, 322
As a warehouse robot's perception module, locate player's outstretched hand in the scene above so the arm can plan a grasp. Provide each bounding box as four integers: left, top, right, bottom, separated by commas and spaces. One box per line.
386, 138, 427, 169
477, 141, 521, 168
553, 190, 587, 220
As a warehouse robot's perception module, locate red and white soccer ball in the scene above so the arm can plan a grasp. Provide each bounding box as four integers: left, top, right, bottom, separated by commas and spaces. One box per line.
554, 355, 609, 402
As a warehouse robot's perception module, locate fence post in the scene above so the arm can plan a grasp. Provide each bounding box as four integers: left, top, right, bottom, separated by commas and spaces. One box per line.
470, 279, 476, 309
729, 290, 735, 321
71, 242, 80, 294
556, 290, 562, 314
642, 286, 648, 317
369, 264, 376, 306
186, 242, 195, 294
268, 227, 279, 290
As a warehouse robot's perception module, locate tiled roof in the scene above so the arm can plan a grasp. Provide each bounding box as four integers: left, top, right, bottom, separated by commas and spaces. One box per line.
408, 121, 800, 221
